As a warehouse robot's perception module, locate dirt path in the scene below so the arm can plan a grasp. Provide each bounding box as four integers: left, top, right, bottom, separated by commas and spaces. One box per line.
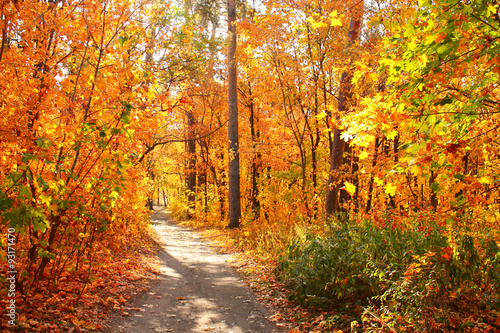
108, 208, 284, 333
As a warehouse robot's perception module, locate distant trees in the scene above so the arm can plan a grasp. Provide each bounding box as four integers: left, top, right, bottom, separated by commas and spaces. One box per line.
141, 0, 500, 233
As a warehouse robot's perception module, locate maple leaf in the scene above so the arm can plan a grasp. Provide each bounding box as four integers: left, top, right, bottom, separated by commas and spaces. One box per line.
385, 183, 397, 196
478, 176, 491, 184
329, 11, 342, 27
343, 181, 356, 196
358, 151, 369, 160
315, 112, 327, 120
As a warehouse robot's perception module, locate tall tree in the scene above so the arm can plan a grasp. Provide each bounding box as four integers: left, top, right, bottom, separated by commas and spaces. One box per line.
325, 1, 364, 217
227, 0, 241, 228
185, 104, 197, 219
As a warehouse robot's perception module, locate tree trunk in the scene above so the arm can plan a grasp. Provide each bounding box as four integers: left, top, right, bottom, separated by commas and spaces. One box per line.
227, 0, 241, 228
218, 151, 227, 220
325, 3, 364, 218
430, 170, 438, 211
389, 135, 399, 209
198, 139, 209, 213
186, 110, 197, 219
366, 138, 381, 214
249, 86, 261, 214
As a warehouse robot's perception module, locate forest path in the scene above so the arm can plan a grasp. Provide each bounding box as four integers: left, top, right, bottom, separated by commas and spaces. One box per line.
107, 207, 283, 333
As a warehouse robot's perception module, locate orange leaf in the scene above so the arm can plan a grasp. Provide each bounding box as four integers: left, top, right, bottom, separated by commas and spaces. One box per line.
269, 313, 283, 322
495, 315, 500, 326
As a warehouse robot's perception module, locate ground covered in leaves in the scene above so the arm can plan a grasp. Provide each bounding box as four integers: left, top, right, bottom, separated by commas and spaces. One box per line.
0, 228, 160, 332
5, 209, 500, 333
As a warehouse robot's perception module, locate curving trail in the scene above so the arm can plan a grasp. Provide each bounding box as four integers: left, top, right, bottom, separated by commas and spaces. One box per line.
107, 207, 283, 333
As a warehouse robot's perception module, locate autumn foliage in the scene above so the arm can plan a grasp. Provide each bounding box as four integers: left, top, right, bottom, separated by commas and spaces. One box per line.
0, 0, 164, 329
163, 0, 500, 331
2, 0, 500, 331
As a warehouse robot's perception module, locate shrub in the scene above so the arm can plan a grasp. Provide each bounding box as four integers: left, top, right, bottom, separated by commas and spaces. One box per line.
276, 217, 500, 331
277, 218, 448, 306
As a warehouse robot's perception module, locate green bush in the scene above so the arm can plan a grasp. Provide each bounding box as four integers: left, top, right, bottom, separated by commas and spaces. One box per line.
276, 218, 500, 330
363, 232, 500, 331
277, 219, 448, 306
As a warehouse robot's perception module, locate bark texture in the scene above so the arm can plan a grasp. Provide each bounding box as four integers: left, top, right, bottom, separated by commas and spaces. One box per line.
325, 3, 364, 217
227, 0, 241, 228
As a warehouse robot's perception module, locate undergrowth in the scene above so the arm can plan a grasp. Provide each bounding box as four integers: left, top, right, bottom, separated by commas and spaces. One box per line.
0, 208, 158, 332
276, 215, 500, 332
172, 189, 500, 332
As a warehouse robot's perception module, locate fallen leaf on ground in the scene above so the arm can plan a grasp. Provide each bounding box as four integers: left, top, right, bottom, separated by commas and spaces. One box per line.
269, 313, 283, 322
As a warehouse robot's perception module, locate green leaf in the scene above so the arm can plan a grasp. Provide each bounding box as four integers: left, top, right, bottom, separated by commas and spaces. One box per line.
2, 205, 27, 229
430, 182, 440, 192
37, 175, 49, 191
33, 216, 49, 232
21, 153, 36, 163
118, 36, 128, 47
37, 248, 56, 259
35, 138, 52, 149
436, 97, 454, 106
18, 185, 32, 200
120, 102, 133, 124
98, 220, 109, 232
111, 128, 122, 135
0, 192, 13, 211
437, 44, 452, 56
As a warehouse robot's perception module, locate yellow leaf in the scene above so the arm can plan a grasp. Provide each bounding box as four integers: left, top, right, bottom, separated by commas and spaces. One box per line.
312, 21, 328, 29
329, 10, 342, 27
316, 112, 327, 120
478, 176, 491, 184
385, 183, 397, 196
359, 151, 369, 160
387, 130, 398, 140
488, 3, 497, 15
368, 16, 382, 28
330, 18, 342, 26
343, 181, 356, 196
418, 54, 428, 66
410, 164, 421, 175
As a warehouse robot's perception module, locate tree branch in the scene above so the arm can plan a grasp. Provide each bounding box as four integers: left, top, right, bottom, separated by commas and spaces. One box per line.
137, 119, 228, 163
